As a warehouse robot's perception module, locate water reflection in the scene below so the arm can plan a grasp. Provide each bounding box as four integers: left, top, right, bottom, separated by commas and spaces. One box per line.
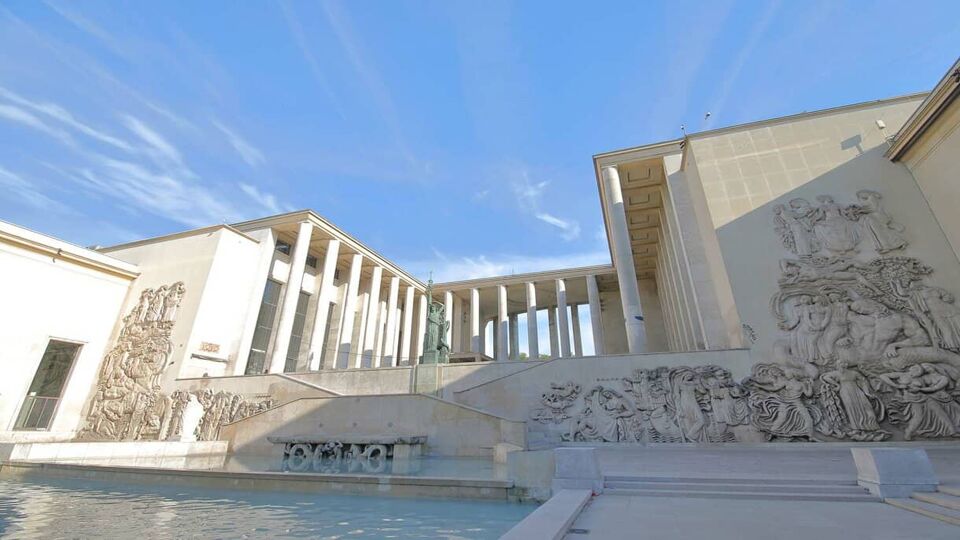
0, 477, 533, 539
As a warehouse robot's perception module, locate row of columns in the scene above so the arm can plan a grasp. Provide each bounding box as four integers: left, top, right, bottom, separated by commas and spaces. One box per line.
245, 221, 428, 375
441, 275, 606, 362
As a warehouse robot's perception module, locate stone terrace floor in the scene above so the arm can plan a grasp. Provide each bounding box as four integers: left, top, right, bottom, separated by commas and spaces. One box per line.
565, 494, 960, 540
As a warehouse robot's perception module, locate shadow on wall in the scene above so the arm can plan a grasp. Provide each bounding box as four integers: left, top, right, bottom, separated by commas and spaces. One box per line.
218, 394, 526, 459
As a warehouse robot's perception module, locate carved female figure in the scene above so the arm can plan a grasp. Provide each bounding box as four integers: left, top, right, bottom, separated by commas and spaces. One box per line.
820, 353, 888, 441
813, 195, 859, 254
880, 364, 960, 440
774, 204, 819, 256
670, 369, 707, 442
910, 284, 960, 351
782, 296, 829, 364
746, 364, 819, 441
855, 190, 906, 253
707, 371, 750, 427
817, 292, 851, 362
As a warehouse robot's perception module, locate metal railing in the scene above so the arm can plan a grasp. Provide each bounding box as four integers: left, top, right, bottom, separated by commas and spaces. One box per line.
14, 395, 60, 430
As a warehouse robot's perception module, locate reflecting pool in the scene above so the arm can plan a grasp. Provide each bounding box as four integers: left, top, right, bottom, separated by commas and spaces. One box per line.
0, 476, 534, 539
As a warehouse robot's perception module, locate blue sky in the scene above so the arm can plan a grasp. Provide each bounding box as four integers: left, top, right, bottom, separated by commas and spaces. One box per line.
1, 0, 957, 283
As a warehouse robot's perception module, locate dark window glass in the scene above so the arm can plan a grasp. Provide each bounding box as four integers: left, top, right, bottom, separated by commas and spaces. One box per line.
15, 340, 81, 430
246, 279, 282, 374
275, 240, 291, 255
306, 255, 318, 269
284, 291, 311, 373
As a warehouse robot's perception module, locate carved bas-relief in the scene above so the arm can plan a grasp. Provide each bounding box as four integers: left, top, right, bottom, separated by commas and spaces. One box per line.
531, 190, 960, 443
78, 282, 274, 442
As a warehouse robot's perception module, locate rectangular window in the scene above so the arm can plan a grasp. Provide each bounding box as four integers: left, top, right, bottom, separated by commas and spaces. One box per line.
284, 291, 311, 373
15, 340, 82, 430
306, 255, 318, 269
275, 240, 291, 255
245, 279, 283, 374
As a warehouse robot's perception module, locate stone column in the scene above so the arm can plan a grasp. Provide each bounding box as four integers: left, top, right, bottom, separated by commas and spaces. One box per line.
525, 282, 539, 360
470, 288, 481, 353
509, 313, 520, 360
307, 238, 341, 370
452, 296, 463, 353
399, 285, 415, 365
337, 253, 363, 369
586, 274, 605, 355
269, 221, 313, 373
555, 278, 571, 358
235, 227, 277, 375
548, 307, 559, 358
381, 276, 400, 367
360, 266, 383, 367
415, 293, 427, 363
354, 291, 371, 368
571, 304, 583, 356
444, 291, 454, 350
601, 165, 645, 353
497, 285, 508, 361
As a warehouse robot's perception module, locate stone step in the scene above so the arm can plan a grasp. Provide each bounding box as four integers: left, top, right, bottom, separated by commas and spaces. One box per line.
603, 475, 856, 486
886, 498, 960, 526
604, 487, 878, 502
939, 485, 960, 497
913, 491, 960, 512
603, 480, 868, 495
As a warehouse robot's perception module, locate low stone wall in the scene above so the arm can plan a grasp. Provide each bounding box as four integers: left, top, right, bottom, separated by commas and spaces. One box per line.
287, 367, 413, 395
173, 373, 337, 404
220, 394, 526, 458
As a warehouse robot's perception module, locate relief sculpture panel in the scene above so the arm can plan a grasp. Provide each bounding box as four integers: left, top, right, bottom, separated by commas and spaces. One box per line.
531, 189, 960, 442
78, 282, 274, 442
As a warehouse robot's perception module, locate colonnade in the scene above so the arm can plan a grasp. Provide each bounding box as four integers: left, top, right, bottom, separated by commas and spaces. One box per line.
436, 274, 606, 362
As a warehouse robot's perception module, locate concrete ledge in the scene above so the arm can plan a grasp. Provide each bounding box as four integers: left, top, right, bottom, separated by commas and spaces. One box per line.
0, 461, 514, 501
500, 489, 592, 540
852, 447, 939, 498
553, 447, 602, 493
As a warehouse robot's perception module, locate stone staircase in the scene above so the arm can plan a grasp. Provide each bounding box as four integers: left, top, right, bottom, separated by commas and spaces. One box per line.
886, 485, 960, 526
603, 475, 878, 502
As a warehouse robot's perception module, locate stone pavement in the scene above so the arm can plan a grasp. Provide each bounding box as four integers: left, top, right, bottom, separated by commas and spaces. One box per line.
564, 494, 960, 540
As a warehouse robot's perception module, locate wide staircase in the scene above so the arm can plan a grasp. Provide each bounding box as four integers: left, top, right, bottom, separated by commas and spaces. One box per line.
602, 475, 878, 502
886, 485, 960, 526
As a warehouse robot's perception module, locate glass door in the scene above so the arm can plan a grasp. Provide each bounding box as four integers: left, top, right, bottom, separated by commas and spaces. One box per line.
15, 340, 82, 430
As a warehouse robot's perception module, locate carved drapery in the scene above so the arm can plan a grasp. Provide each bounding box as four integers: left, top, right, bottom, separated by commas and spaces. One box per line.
532, 190, 960, 442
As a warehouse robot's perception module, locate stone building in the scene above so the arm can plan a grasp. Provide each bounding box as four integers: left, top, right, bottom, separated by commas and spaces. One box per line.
3, 59, 960, 452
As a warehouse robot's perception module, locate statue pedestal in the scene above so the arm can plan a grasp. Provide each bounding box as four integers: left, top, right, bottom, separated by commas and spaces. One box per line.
413, 364, 441, 395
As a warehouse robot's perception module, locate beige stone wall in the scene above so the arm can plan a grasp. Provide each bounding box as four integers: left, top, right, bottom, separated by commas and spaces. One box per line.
901, 97, 960, 263
220, 394, 525, 457
691, 97, 922, 228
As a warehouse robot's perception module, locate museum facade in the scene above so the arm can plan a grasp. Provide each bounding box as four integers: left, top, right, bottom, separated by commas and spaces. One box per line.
3, 59, 960, 453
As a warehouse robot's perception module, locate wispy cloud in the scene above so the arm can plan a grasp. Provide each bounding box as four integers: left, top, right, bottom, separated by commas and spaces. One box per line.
703, 1, 781, 129
402, 249, 610, 283
122, 115, 184, 167
277, 0, 345, 121
0, 166, 70, 212
535, 212, 581, 241
213, 120, 266, 167
510, 172, 581, 241
0, 86, 132, 151
239, 183, 292, 215
0, 103, 75, 147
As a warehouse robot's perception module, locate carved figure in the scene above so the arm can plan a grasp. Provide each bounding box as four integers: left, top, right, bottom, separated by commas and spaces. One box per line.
774, 203, 819, 256
813, 195, 859, 254
909, 284, 960, 351
744, 364, 819, 441
855, 190, 906, 253
531, 382, 581, 424
819, 353, 888, 441
879, 364, 960, 440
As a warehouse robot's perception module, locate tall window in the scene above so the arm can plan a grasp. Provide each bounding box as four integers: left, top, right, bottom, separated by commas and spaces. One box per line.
283, 291, 311, 373
15, 340, 82, 430
246, 279, 282, 374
